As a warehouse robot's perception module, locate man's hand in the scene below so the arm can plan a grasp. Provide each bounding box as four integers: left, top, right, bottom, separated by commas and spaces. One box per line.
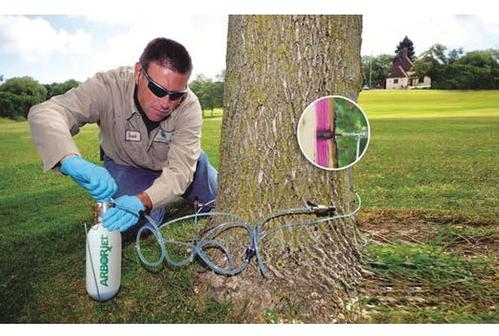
103, 195, 144, 232
60, 155, 117, 202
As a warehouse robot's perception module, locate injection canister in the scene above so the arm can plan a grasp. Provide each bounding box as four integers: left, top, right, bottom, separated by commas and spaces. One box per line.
85, 201, 121, 301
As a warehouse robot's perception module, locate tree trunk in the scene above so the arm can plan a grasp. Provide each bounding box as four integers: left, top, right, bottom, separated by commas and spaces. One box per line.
196, 15, 364, 323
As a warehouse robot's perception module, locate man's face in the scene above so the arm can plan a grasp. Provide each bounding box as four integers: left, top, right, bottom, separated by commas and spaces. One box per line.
134, 61, 190, 122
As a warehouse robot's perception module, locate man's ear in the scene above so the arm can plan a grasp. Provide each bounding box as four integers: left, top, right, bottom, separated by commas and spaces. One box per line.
134, 63, 142, 84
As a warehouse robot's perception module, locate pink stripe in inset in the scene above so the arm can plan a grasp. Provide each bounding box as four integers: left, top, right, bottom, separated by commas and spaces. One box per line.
315, 97, 331, 167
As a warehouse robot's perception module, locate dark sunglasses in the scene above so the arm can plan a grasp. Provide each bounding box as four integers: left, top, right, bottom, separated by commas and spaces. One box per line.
141, 67, 187, 101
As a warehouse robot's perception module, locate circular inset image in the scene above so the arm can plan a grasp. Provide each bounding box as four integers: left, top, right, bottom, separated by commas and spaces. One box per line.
297, 95, 370, 170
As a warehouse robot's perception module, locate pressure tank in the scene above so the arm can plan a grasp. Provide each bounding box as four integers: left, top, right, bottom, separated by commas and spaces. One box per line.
86, 202, 121, 301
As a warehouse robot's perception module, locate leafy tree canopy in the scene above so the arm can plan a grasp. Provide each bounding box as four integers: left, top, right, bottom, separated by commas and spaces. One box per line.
395, 36, 416, 61
189, 72, 224, 116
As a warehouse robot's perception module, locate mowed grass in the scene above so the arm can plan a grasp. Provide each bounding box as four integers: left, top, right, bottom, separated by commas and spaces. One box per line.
359, 90, 499, 119
0, 90, 497, 323
356, 90, 498, 222
357, 90, 498, 323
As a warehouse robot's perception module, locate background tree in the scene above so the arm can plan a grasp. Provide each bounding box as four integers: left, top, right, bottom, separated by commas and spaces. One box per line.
210, 79, 224, 116
0, 77, 47, 120
44, 79, 80, 99
419, 43, 456, 65
457, 50, 498, 68
189, 74, 213, 117
394, 36, 415, 61
196, 15, 363, 322
415, 45, 499, 89
189, 74, 224, 117
361, 54, 392, 88
448, 47, 464, 64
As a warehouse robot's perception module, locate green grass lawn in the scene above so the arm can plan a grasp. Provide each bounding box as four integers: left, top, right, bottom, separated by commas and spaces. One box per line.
354, 116, 498, 222
357, 90, 498, 323
359, 90, 499, 119
0, 90, 497, 323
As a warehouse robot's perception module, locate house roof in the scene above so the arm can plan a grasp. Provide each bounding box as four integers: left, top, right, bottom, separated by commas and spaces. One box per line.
387, 48, 413, 78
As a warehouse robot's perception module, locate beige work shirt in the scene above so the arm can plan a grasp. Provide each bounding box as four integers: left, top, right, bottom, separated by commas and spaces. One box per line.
28, 66, 202, 209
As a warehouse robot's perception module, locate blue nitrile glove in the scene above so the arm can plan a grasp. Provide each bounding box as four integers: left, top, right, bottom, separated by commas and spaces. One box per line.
103, 195, 144, 232
60, 155, 117, 202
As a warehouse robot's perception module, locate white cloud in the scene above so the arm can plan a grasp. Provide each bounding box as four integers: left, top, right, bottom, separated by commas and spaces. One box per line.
84, 15, 228, 80
0, 16, 92, 63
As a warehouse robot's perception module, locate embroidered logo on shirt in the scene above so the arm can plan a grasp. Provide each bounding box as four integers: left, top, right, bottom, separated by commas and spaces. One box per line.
125, 130, 141, 142
153, 129, 173, 144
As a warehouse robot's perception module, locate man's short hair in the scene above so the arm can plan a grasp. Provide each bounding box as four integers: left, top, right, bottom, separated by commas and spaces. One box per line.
139, 38, 192, 74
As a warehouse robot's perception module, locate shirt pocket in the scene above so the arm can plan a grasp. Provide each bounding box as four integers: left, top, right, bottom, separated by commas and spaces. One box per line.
150, 129, 174, 165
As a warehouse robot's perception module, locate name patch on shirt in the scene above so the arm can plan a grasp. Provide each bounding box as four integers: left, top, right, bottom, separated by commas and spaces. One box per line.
125, 130, 141, 142
153, 129, 173, 144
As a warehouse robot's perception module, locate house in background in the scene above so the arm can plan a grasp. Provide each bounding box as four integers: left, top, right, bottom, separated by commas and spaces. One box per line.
386, 48, 431, 89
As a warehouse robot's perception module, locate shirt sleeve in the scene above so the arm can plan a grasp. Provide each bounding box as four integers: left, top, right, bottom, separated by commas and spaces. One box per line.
144, 98, 203, 209
28, 72, 111, 172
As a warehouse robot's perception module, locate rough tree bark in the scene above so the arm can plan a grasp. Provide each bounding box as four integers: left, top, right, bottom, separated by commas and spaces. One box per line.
195, 15, 364, 323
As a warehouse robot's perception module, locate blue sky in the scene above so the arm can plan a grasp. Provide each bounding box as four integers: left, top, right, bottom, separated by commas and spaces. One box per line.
0, 14, 498, 84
